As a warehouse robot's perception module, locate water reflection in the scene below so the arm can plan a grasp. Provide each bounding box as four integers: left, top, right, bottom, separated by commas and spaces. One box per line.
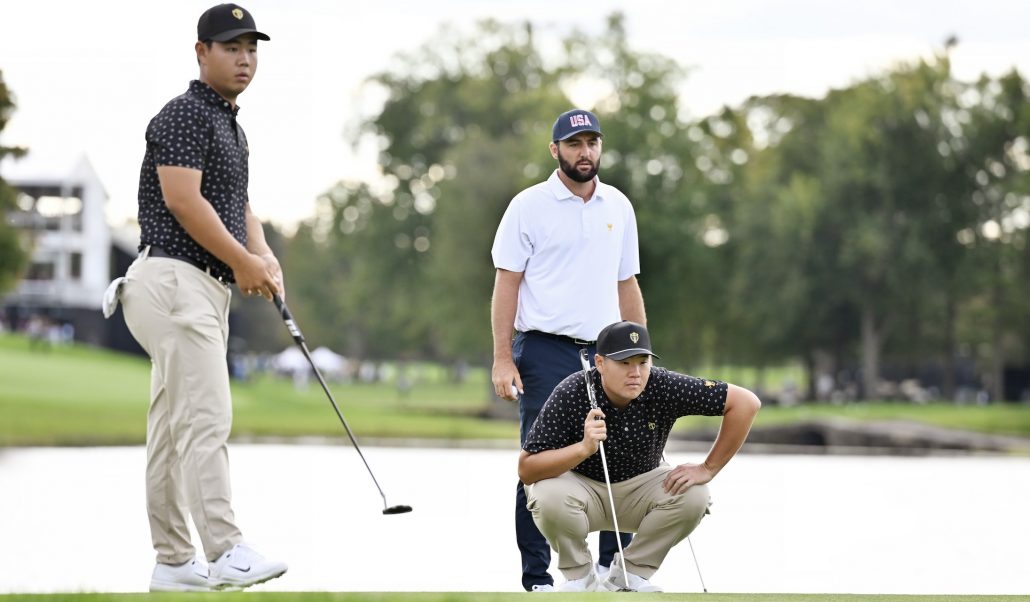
0, 446, 1027, 594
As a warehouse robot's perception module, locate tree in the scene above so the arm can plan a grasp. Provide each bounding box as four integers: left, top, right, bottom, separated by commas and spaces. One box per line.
0, 70, 28, 295
367, 20, 569, 361
728, 55, 1028, 401
954, 69, 1030, 400
294, 15, 723, 366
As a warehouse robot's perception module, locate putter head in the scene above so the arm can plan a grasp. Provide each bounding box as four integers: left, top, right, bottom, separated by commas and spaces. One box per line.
383, 504, 413, 515
602, 578, 634, 593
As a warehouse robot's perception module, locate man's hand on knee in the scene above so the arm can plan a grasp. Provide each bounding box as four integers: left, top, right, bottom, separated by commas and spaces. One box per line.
662, 463, 714, 495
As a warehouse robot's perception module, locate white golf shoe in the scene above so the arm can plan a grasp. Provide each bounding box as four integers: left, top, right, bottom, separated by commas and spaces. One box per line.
208, 543, 287, 590
530, 583, 555, 592
602, 554, 663, 592
149, 558, 210, 592
559, 569, 600, 592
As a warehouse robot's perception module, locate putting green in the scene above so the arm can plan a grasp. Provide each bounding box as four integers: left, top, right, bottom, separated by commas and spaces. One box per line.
0, 592, 1023, 601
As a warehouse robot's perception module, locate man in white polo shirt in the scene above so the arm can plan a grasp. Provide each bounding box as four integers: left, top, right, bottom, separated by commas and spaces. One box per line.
491, 108, 646, 592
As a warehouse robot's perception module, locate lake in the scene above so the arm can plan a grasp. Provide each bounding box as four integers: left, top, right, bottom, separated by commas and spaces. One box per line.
0, 445, 1027, 594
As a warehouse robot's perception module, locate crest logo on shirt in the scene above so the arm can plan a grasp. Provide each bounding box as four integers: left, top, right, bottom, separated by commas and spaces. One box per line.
648, 422, 656, 430
607, 223, 613, 232
704, 380, 716, 387
629, 332, 639, 344
232, 8, 244, 19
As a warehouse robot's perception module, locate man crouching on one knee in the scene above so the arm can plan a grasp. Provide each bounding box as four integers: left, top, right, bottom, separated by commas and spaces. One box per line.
518, 320, 761, 592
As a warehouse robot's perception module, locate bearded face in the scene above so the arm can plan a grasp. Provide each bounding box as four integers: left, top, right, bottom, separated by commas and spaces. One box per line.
554, 134, 602, 183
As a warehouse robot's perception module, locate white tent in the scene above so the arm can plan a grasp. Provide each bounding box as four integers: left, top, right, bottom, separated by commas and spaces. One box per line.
272, 346, 309, 374
310, 346, 348, 377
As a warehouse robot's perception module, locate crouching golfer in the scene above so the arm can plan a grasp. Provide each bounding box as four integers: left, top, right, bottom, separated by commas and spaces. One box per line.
518, 321, 761, 592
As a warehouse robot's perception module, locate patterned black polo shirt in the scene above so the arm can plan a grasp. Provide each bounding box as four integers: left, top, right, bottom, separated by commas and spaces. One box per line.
523, 367, 728, 483
137, 79, 250, 283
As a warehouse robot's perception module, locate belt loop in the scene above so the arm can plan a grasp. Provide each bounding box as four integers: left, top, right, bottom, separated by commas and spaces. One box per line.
141, 245, 152, 259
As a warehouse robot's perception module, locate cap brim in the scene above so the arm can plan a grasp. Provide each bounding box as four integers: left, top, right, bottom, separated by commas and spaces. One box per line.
208, 29, 271, 42
557, 129, 602, 141
603, 349, 660, 361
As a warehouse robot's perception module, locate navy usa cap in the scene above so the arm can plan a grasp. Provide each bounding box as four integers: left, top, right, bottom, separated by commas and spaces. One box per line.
198, 3, 270, 42
597, 321, 660, 361
552, 109, 603, 142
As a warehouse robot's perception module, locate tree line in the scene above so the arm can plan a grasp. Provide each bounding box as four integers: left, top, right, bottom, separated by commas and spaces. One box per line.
2, 16, 1028, 401
271, 16, 1029, 401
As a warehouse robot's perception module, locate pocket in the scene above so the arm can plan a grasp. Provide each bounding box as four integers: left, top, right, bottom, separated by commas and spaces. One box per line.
512, 331, 527, 370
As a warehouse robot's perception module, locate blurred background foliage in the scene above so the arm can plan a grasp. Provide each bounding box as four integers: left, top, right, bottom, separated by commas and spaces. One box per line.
4, 15, 1028, 403
266, 15, 1030, 402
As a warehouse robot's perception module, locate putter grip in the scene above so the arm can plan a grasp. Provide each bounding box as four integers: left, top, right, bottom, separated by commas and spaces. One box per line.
273, 294, 305, 344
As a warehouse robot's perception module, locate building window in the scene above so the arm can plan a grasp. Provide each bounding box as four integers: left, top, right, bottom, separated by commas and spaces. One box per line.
12, 185, 84, 232
70, 252, 83, 280
25, 261, 55, 281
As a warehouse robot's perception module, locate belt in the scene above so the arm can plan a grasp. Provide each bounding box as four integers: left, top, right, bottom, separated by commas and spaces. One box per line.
143, 245, 229, 284
524, 330, 595, 346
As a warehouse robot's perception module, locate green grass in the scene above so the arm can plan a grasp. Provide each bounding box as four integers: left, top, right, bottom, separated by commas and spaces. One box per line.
0, 593, 1023, 601
671, 399, 1030, 439
0, 333, 516, 447
2, 332, 1030, 447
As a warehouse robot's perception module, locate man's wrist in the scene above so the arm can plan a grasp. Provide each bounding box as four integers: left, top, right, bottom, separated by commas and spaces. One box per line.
224, 246, 252, 271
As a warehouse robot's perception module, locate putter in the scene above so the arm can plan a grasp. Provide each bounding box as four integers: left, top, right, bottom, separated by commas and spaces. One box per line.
579, 349, 632, 591
687, 535, 708, 593
273, 294, 412, 516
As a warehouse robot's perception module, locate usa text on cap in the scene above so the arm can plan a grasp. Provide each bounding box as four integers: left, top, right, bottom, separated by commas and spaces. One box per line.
552, 109, 603, 141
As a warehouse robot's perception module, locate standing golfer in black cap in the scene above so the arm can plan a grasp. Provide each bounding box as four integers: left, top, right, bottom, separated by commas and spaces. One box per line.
116, 3, 287, 592
491, 109, 646, 591
519, 321, 761, 592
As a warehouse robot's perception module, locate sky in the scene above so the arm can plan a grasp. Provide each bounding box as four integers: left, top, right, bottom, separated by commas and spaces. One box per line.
2, 0, 1030, 232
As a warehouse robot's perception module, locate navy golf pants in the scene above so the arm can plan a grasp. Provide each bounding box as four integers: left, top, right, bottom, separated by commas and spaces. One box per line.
513, 330, 632, 591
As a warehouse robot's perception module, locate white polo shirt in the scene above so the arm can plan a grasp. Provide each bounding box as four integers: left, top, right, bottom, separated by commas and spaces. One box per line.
492, 170, 640, 341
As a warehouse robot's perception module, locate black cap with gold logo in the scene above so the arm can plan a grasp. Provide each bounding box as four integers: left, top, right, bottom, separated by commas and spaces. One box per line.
596, 321, 660, 361
197, 3, 270, 43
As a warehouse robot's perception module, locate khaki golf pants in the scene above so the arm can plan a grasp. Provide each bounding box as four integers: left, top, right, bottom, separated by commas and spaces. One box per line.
121, 252, 242, 564
525, 465, 710, 580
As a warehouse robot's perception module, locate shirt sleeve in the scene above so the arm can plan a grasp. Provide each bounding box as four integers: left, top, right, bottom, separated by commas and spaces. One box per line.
618, 197, 641, 281
491, 195, 532, 272
649, 367, 728, 417
146, 98, 210, 171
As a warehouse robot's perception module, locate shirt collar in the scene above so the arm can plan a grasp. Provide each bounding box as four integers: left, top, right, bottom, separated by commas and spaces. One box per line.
188, 80, 240, 116
547, 169, 605, 202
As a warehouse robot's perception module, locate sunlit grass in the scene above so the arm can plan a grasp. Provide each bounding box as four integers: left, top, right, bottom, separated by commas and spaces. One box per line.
0, 333, 515, 447
2, 333, 1028, 447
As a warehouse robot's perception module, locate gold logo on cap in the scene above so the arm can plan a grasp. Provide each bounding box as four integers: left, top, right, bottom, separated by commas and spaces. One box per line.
629, 332, 639, 344
232, 8, 244, 19
704, 380, 716, 387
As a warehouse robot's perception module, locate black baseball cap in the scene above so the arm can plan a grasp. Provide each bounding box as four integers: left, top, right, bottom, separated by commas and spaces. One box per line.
552, 109, 602, 142
198, 4, 270, 43
597, 321, 660, 361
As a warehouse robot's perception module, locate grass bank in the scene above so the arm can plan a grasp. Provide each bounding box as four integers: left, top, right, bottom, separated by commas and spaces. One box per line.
2, 333, 1028, 447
